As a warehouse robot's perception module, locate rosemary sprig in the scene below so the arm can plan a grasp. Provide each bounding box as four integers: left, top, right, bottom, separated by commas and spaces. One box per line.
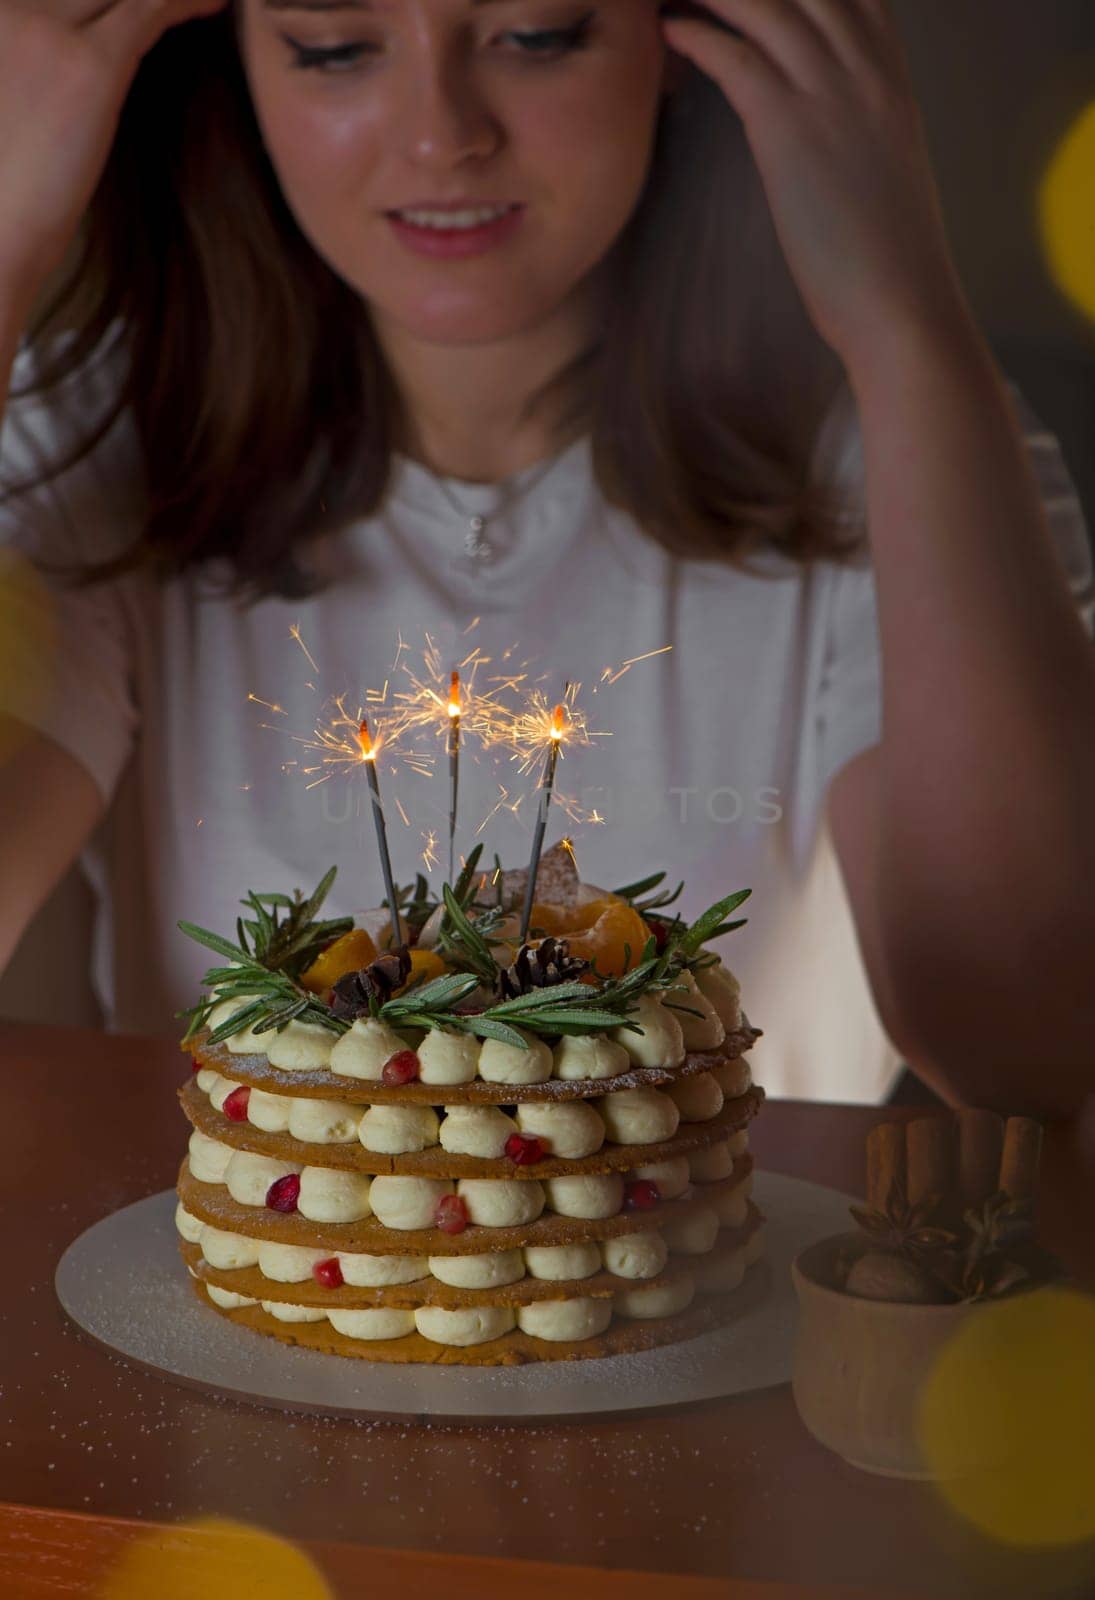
437, 881, 501, 985
177, 866, 353, 1044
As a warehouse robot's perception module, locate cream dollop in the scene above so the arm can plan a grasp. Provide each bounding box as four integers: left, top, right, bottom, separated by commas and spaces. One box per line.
615, 1274, 696, 1319
428, 1249, 525, 1288
246, 1087, 292, 1133
200, 1226, 262, 1271
660, 969, 726, 1050
208, 1075, 244, 1113
298, 1166, 373, 1223
688, 1139, 735, 1183
174, 1203, 205, 1244
224, 1151, 301, 1207
544, 1173, 624, 1219
336, 1250, 429, 1286
260, 1300, 327, 1323
477, 1028, 553, 1085
369, 1175, 453, 1230
611, 993, 685, 1070
414, 1304, 515, 1346
596, 1086, 679, 1146
629, 1155, 691, 1199
416, 1028, 482, 1086
666, 1071, 724, 1124
195, 1067, 222, 1094
256, 1241, 332, 1282
188, 1129, 236, 1184
328, 1307, 416, 1340
457, 1177, 545, 1227
694, 960, 743, 1031
711, 1056, 752, 1100
601, 1231, 668, 1280
551, 1034, 632, 1081
207, 994, 268, 1055
206, 1284, 258, 1310
523, 1241, 602, 1281
515, 1100, 605, 1159
288, 1097, 362, 1144
358, 1104, 440, 1154
438, 1104, 514, 1159
663, 1203, 720, 1255
516, 1297, 612, 1343
328, 1017, 410, 1082
266, 1020, 335, 1072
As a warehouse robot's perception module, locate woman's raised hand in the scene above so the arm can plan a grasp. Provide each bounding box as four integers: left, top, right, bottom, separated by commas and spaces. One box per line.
0, 0, 227, 312
661, 0, 970, 371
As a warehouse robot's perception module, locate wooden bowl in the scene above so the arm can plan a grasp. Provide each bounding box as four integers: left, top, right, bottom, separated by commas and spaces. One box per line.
791, 1234, 994, 1479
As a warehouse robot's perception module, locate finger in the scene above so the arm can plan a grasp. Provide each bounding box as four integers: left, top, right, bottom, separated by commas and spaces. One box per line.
88, 0, 226, 70
669, 0, 844, 92
661, 12, 791, 116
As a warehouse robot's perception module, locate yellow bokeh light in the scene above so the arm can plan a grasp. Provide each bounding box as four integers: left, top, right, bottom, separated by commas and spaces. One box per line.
919, 1286, 1095, 1548
1039, 100, 1095, 324
97, 1515, 334, 1600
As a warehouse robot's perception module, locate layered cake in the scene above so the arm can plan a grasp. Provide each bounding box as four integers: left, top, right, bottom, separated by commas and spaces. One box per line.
175, 845, 766, 1365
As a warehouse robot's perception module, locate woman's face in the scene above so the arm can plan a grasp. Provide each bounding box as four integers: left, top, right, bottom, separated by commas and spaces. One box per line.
236, 0, 671, 346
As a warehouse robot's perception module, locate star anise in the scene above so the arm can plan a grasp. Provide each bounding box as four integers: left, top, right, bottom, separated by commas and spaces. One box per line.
497, 936, 590, 999
330, 947, 413, 1020
849, 1179, 957, 1254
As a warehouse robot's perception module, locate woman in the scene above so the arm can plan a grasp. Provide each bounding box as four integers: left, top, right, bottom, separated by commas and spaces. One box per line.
0, 0, 1092, 1117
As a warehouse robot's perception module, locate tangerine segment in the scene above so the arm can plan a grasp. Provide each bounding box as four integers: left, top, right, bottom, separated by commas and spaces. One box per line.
300, 927, 378, 994
561, 900, 651, 979
393, 948, 448, 996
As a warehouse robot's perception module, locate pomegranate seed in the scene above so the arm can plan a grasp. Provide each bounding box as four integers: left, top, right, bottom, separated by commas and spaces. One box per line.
624, 1179, 661, 1211
266, 1173, 301, 1213
222, 1086, 251, 1122
312, 1257, 344, 1289
435, 1194, 469, 1235
646, 917, 670, 954
191, 1055, 202, 1073
382, 1049, 420, 1087
505, 1132, 546, 1166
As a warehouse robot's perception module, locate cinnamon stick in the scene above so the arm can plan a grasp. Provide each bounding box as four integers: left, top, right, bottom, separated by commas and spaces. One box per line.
866, 1122, 906, 1212
906, 1116, 957, 1222
958, 1109, 1005, 1212
1000, 1116, 1043, 1202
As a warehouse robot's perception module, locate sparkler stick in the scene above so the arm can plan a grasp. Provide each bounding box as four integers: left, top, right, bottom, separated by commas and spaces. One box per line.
357, 716, 404, 947
519, 702, 567, 945
447, 668, 461, 885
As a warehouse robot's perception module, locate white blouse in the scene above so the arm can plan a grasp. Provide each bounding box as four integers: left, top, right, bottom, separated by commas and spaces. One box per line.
2, 327, 1091, 1102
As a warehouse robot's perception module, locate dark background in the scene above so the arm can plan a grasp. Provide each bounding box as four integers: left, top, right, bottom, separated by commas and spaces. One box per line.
899, 0, 1095, 532
2, 0, 1094, 1040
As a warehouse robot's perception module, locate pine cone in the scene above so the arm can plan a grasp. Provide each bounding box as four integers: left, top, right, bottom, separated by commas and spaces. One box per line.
497, 937, 589, 999
330, 947, 412, 1020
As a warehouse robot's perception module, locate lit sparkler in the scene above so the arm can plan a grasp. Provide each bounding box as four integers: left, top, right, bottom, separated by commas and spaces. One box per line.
447, 668, 461, 884
519, 700, 568, 945
357, 716, 404, 946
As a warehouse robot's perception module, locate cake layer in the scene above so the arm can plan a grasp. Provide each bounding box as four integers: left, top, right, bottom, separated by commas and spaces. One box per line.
177, 1205, 762, 1308
183, 1024, 761, 1106
178, 1074, 763, 1178
186, 1234, 765, 1364
177, 1152, 754, 1254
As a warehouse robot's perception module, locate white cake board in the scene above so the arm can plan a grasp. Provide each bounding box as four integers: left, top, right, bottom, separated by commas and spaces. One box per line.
54, 1172, 854, 1421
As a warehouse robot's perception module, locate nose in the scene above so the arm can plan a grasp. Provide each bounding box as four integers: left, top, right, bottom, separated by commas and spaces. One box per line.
396, 43, 503, 168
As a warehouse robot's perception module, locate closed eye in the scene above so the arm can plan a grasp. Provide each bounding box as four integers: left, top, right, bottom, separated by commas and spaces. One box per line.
284, 16, 596, 73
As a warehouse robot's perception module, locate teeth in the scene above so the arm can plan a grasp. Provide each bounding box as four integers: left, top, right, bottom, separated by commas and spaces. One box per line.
395, 205, 515, 230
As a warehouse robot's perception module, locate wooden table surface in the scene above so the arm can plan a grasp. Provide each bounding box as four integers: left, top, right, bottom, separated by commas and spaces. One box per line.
2, 1019, 1092, 1600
